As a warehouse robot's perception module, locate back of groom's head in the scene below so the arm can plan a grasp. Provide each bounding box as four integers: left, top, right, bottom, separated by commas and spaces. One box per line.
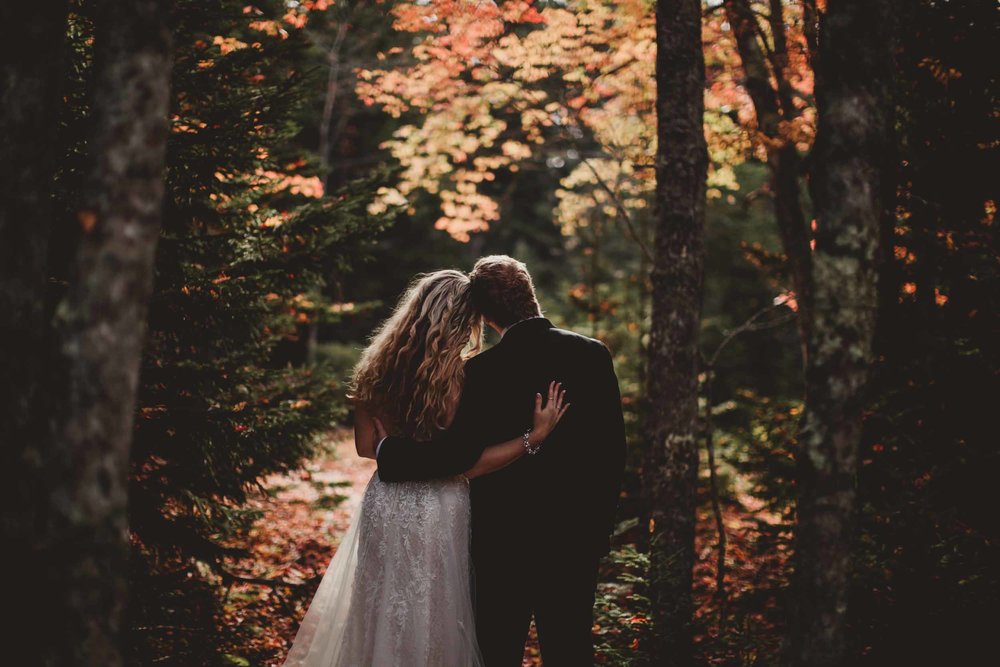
469, 255, 542, 328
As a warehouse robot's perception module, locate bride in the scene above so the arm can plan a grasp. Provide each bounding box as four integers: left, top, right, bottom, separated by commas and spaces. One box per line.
282, 270, 568, 667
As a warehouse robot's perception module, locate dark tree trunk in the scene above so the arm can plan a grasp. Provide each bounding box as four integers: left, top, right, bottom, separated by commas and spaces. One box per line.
0, 2, 72, 661
801, 0, 821, 68
724, 0, 813, 357
0, 2, 68, 480
644, 0, 707, 663
787, 1, 897, 665
2, 2, 173, 665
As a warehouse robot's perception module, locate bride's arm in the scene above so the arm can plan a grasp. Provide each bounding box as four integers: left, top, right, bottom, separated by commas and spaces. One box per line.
462, 438, 528, 480
375, 382, 568, 478
463, 382, 569, 479
354, 401, 377, 459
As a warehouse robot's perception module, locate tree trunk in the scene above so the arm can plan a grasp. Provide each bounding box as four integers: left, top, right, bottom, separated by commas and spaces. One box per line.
2, 1, 173, 664
724, 0, 813, 357
644, 0, 707, 663
0, 0, 69, 363
788, 1, 896, 665
318, 21, 349, 192
0, 2, 68, 480
0, 2, 71, 662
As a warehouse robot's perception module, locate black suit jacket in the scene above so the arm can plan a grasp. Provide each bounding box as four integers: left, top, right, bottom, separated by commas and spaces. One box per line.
376, 317, 627, 557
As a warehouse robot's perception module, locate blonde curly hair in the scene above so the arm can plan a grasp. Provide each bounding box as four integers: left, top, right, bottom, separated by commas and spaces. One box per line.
350, 270, 483, 439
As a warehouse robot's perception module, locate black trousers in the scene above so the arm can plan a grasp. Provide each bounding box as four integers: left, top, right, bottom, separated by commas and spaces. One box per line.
473, 545, 601, 667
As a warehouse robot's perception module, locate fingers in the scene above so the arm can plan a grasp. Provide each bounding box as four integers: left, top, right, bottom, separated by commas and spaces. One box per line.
552, 384, 566, 410
547, 382, 560, 412
544, 382, 568, 416
530, 381, 570, 445
554, 384, 569, 421
537, 380, 570, 424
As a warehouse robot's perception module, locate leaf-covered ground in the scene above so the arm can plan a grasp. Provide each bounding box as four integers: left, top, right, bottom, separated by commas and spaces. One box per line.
215, 431, 785, 666
215, 431, 374, 665
216, 431, 544, 666
692, 493, 790, 665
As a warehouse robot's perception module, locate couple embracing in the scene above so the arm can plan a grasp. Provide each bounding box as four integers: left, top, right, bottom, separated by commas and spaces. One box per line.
283, 256, 627, 667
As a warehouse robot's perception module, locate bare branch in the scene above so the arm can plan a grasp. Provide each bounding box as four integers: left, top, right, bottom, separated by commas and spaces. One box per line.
579, 157, 653, 263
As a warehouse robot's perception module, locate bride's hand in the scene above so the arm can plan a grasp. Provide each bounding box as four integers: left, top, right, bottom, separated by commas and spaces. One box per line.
531, 381, 570, 444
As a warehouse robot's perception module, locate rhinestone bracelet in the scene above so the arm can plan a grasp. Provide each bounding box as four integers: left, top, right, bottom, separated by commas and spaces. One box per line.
522, 427, 541, 455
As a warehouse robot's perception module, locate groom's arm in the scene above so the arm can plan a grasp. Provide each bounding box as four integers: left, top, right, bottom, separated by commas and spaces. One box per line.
376, 360, 495, 482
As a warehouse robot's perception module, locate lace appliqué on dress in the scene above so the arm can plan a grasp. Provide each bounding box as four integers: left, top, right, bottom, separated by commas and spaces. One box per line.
283, 472, 484, 667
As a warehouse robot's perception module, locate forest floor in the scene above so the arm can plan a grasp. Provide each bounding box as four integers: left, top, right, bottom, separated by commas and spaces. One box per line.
217, 430, 542, 667
215, 430, 787, 666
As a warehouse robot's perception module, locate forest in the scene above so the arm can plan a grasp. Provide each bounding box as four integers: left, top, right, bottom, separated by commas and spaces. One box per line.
0, 1, 996, 666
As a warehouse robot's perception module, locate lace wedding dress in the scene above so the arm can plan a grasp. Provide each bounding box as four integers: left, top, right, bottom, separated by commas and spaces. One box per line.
282, 471, 485, 667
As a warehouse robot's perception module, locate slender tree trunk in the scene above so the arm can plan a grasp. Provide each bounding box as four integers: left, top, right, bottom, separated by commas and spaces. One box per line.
644, 0, 707, 663
702, 365, 728, 634
724, 0, 813, 357
318, 21, 349, 192
2, 2, 173, 664
788, 1, 896, 665
801, 0, 821, 68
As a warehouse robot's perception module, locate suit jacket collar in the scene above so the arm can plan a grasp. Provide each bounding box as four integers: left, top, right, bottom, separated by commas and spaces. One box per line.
497, 316, 552, 348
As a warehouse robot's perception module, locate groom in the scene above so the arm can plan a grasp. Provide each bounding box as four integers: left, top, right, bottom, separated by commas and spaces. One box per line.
375, 255, 627, 666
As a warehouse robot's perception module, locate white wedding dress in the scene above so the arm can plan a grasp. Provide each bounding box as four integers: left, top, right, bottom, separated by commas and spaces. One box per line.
282, 470, 485, 667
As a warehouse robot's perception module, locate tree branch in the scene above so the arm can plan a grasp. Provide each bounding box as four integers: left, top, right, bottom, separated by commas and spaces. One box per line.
580, 157, 654, 263
220, 568, 304, 589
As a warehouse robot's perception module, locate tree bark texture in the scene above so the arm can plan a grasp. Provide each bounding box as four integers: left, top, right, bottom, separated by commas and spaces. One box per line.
645, 0, 708, 664
2, 2, 173, 665
788, 1, 896, 665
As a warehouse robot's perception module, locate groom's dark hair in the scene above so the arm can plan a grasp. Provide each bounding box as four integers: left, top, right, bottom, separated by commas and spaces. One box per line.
469, 255, 542, 328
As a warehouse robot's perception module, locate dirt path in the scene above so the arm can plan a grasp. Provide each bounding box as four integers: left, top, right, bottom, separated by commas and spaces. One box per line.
216, 430, 371, 665
220, 430, 542, 666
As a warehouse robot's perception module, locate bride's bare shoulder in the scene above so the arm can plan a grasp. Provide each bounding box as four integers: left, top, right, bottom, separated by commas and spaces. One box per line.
352, 399, 381, 459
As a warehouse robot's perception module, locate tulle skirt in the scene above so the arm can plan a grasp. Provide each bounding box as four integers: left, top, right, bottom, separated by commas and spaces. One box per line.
282, 471, 485, 667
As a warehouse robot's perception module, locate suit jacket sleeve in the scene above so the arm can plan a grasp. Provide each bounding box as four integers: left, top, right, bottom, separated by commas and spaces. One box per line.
375, 360, 493, 482
592, 343, 627, 555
